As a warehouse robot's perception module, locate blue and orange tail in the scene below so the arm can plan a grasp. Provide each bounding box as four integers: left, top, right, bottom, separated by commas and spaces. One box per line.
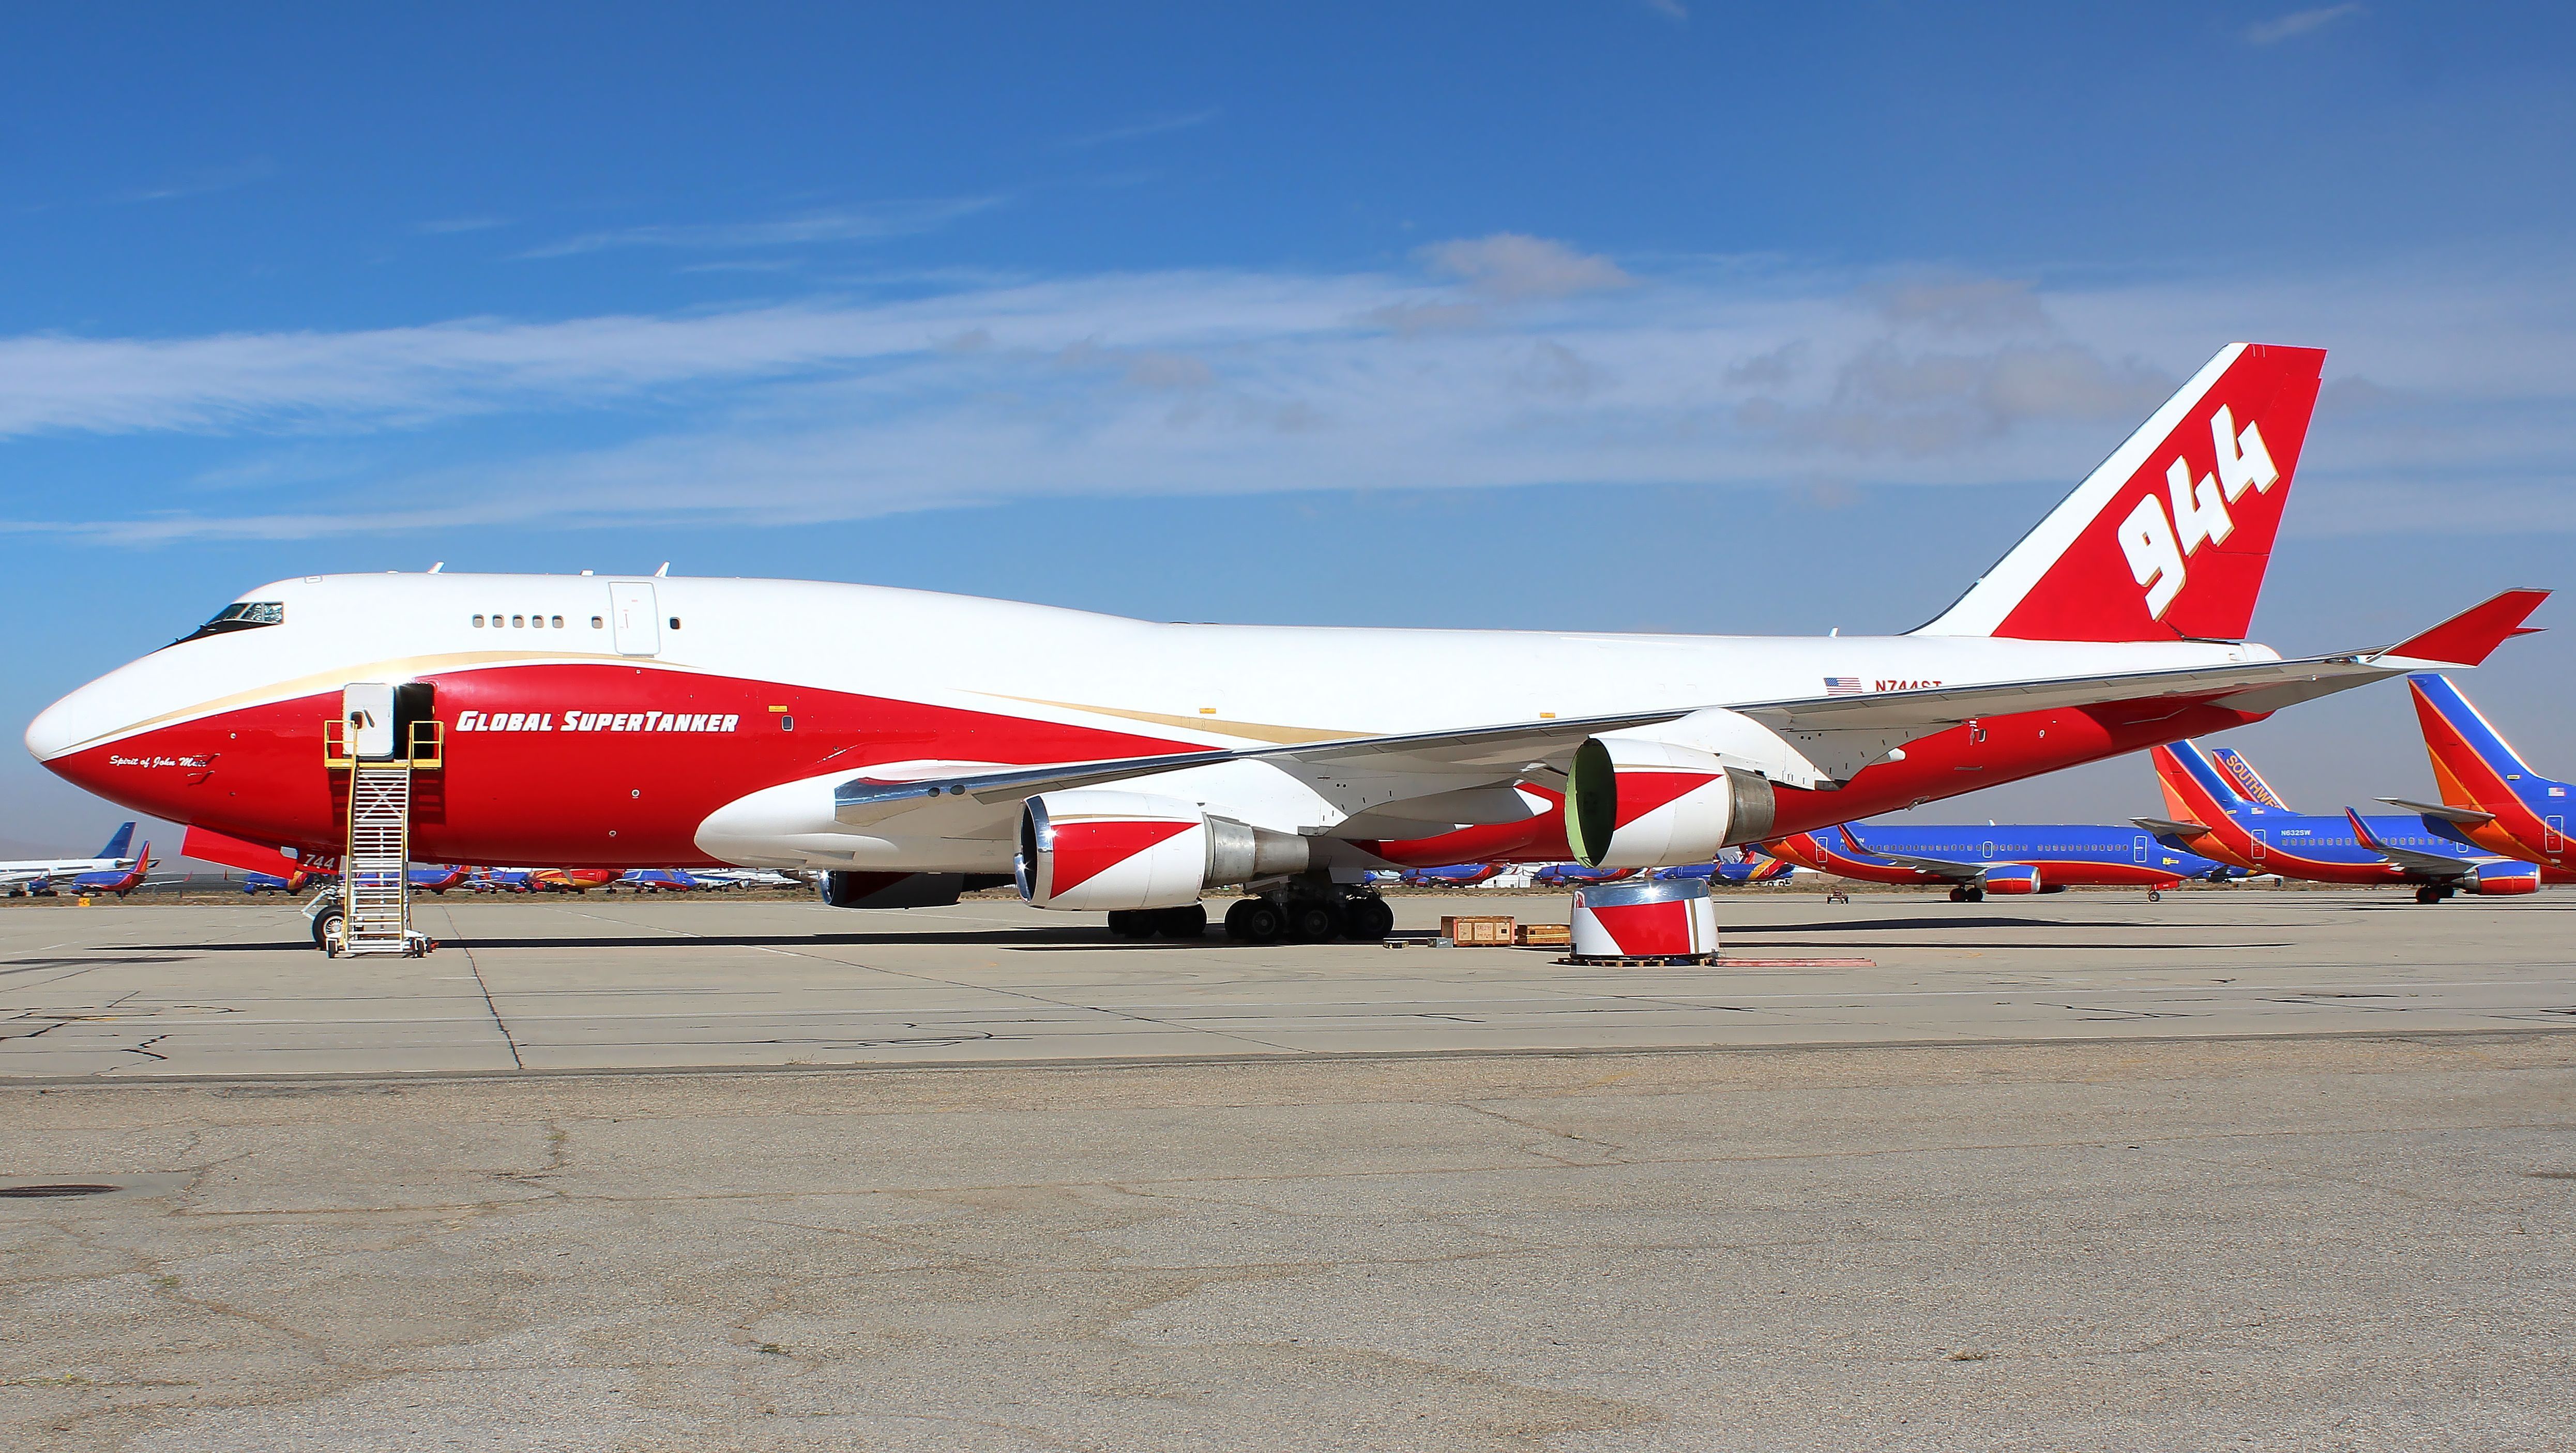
96, 821, 136, 860
2207, 746, 2293, 809
2408, 674, 2547, 809
2150, 740, 2258, 825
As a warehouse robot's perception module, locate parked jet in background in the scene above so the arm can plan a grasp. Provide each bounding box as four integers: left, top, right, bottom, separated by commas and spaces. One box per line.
1397, 864, 1505, 887
1531, 863, 1640, 886
475, 867, 620, 894
1654, 854, 1798, 885
1761, 821, 2232, 900
2392, 674, 2572, 874
66, 842, 153, 898
615, 868, 706, 892
2141, 741, 2539, 903
0, 821, 139, 896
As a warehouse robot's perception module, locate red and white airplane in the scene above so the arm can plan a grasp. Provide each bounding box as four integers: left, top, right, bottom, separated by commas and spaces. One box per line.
23, 343, 2549, 941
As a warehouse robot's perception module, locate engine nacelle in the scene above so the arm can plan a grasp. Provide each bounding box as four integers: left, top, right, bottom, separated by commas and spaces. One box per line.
1981, 864, 2042, 895
1567, 738, 1779, 868
2471, 861, 2541, 896
1017, 789, 1310, 910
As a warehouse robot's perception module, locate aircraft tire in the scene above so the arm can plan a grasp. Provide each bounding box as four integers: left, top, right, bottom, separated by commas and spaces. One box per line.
1964, 887, 1986, 903
1286, 902, 1338, 943
2415, 885, 2443, 905
1153, 904, 1208, 939
310, 906, 342, 953
1342, 896, 1395, 941
1106, 909, 1156, 937
2148, 890, 2162, 903
1947, 888, 1966, 903
1227, 898, 1283, 943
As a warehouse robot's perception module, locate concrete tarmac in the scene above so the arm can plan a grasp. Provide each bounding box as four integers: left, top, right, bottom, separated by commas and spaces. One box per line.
3, 891, 2574, 1077
2, 892, 2571, 1449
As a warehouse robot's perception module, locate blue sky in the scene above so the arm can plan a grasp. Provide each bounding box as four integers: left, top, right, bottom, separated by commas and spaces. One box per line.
5, 2, 2573, 854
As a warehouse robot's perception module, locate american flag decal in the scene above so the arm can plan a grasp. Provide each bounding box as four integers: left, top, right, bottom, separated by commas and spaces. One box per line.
1823, 676, 1863, 696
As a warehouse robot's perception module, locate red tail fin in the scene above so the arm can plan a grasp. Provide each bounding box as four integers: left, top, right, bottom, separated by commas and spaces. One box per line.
1914, 343, 2326, 641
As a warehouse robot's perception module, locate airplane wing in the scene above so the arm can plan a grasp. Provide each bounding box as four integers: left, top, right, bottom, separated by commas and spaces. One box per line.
1843, 849, 1983, 881
832, 591, 2550, 834
2131, 817, 2211, 838
2380, 797, 2496, 827
2342, 808, 2481, 880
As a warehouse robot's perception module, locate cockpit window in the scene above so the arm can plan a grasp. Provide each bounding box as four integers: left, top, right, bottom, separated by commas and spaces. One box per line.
175, 601, 285, 645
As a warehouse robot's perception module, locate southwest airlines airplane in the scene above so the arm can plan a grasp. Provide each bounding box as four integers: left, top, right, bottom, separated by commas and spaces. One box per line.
21, 343, 2552, 942
2391, 674, 2572, 874
1760, 821, 2234, 900
2140, 740, 2541, 903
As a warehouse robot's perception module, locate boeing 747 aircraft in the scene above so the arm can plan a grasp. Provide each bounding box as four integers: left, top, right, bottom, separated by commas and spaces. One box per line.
23, 343, 2551, 942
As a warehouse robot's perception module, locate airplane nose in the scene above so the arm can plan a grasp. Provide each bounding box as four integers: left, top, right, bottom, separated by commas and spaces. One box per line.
25, 688, 88, 762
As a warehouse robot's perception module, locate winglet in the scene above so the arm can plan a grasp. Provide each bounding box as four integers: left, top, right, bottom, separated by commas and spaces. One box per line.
2376, 589, 2551, 666
2342, 808, 2393, 854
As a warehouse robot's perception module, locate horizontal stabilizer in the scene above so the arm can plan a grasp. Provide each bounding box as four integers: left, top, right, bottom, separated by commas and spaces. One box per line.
2380, 797, 2495, 827
2374, 589, 2551, 667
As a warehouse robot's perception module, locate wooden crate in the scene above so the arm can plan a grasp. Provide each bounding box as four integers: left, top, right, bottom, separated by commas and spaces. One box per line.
1514, 922, 1571, 947
1441, 914, 1517, 946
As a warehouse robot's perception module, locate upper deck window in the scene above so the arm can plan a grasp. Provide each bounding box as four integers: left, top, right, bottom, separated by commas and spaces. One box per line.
175, 601, 285, 645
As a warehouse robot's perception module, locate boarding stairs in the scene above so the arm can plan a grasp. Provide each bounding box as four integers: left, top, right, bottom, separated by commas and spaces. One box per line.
321, 687, 442, 957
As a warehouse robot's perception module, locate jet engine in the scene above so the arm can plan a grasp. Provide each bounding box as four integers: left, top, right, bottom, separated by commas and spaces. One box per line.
1980, 864, 2042, 895
1565, 738, 1779, 868
1017, 789, 1310, 910
2469, 861, 2541, 896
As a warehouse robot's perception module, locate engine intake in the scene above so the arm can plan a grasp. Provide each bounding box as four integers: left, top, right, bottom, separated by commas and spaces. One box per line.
1567, 738, 1778, 868
1017, 789, 1310, 911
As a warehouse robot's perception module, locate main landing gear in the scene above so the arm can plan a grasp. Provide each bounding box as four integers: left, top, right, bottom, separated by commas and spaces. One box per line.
1222, 886, 1393, 944
2414, 884, 2456, 905
1947, 886, 1986, 903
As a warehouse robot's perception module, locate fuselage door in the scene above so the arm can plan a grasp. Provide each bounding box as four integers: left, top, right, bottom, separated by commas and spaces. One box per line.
2133, 834, 2148, 863
342, 682, 396, 759
610, 583, 661, 657
2251, 829, 2268, 861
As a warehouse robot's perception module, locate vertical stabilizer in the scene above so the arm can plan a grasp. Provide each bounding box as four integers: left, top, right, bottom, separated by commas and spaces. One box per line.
1914, 343, 2325, 641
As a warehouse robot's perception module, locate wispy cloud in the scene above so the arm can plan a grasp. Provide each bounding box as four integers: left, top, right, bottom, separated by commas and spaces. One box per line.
2246, 3, 2365, 44
109, 157, 278, 205
1418, 234, 1633, 299
518, 196, 1004, 259
1054, 109, 1220, 150
3, 239, 2570, 544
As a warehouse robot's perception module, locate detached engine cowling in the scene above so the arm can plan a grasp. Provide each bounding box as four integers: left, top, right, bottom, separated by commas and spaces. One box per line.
1566, 738, 1779, 868
1017, 789, 1310, 910
2471, 861, 2541, 896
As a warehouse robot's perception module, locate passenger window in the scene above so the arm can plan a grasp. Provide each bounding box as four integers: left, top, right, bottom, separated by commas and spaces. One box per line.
668, 617, 681, 630
590, 616, 604, 629
551, 615, 564, 629
512, 615, 524, 628
473, 615, 484, 628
